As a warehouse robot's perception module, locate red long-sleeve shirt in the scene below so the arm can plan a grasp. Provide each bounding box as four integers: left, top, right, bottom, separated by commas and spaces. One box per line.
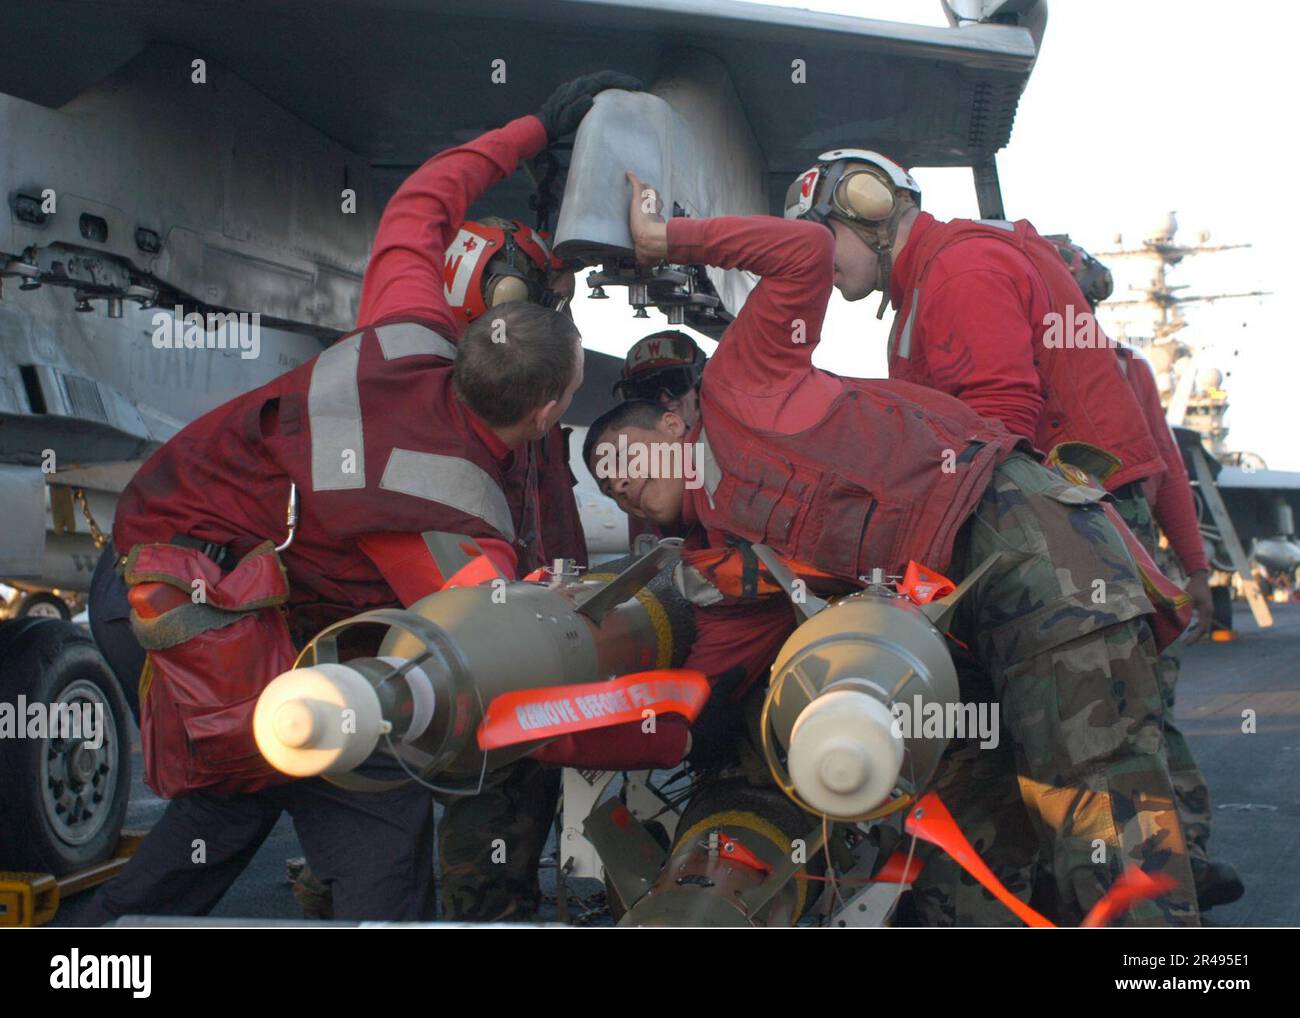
1122, 350, 1209, 574
537, 216, 837, 771
674, 214, 839, 688
115, 118, 549, 642
348, 114, 666, 772
355, 114, 549, 583
357, 114, 547, 335
677, 216, 841, 432
887, 212, 1047, 442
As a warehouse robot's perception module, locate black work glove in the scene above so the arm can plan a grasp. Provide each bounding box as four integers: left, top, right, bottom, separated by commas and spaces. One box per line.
536, 70, 643, 143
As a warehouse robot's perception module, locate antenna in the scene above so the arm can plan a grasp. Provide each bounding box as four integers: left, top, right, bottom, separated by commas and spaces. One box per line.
1094, 215, 1269, 457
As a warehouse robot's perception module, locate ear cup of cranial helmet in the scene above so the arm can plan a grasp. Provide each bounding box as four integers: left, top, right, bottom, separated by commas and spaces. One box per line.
485, 273, 533, 307
835, 169, 896, 222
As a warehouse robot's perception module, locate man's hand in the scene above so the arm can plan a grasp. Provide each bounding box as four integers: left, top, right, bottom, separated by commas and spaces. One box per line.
536, 71, 642, 143
626, 171, 667, 265
1185, 569, 1214, 643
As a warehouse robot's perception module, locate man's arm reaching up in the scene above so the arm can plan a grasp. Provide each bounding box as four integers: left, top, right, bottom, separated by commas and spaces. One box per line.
356, 117, 548, 335
358, 71, 642, 334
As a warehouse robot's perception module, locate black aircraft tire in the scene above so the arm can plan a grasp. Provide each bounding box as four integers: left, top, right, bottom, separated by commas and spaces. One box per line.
0, 619, 132, 874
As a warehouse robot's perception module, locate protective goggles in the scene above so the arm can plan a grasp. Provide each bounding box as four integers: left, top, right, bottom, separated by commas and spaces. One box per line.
541, 288, 570, 314
613, 366, 698, 402
784, 162, 845, 225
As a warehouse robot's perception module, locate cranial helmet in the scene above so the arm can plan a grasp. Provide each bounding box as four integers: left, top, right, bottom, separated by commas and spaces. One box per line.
1044, 234, 1115, 310
443, 217, 568, 324
785, 149, 921, 318
614, 330, 706, 401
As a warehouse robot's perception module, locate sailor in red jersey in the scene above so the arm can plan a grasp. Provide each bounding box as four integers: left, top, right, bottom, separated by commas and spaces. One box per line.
1113, 344, 1243, 900
574, 173, 1199, 927
786, 157, 1235, 910
783, 152, 1215, 637
1048, 236, 1239, 909
613, 329, 707, 550
439, 212, 590, 572
83, 72, 639, 925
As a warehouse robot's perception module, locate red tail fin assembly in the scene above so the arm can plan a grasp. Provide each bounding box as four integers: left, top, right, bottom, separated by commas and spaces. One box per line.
906, 792, 1175, 927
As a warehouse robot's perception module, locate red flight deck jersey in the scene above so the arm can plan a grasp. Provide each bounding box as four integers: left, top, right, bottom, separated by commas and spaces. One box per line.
533, 216, 847, 770
356, 110, 586, 567
547, 215, 1024, 771
1119, 348, 1209, 574
674, 215, 1016, 591
116, 115, 560, 643
886, 213, 1166, 491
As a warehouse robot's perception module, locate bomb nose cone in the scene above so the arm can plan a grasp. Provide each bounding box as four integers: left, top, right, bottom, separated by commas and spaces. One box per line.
818, 738, 871, 794
254, 664, 388, 777
787, 689, 904, 817
273, 698, 322, 748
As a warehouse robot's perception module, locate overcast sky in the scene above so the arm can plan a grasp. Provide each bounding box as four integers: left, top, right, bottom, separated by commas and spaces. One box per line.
570, 0, 1298, 469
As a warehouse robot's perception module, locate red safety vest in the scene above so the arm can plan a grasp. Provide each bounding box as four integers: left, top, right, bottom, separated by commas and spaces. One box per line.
689, 378, 1021, 582
115, 319, 544, 641
888, 218, 1164, 490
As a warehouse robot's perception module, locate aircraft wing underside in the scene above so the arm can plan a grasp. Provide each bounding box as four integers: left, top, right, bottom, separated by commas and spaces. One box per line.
1, 0, 1036, 216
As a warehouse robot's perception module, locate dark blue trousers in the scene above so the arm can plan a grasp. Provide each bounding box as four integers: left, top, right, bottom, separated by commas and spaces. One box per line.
83, 548, 435, 923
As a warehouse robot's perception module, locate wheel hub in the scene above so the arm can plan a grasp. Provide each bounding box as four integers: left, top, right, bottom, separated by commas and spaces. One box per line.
38, 679, 120, 847
69, 745, 97, 785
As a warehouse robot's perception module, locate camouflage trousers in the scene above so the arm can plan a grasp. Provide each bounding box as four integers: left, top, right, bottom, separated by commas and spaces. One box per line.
437, 758, 560, 921
1111, 487, 1213, 863
911, 453, 1199, 927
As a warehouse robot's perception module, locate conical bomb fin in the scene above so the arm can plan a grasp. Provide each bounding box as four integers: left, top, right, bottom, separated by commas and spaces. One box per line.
750, 542, 828, 621
573, 538, 682, 624
920, 552, 1003, 631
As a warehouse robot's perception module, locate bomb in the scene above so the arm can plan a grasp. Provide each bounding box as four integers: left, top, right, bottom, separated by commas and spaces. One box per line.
253, 542, 696, 789
759, 558, 996, 821
618, 779, 822, 927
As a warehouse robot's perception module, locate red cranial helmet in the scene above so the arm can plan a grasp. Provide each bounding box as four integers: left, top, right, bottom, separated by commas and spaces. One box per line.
443, 217, 567, 324
1044, 234, 1115, 309
614, 330, 707, 401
